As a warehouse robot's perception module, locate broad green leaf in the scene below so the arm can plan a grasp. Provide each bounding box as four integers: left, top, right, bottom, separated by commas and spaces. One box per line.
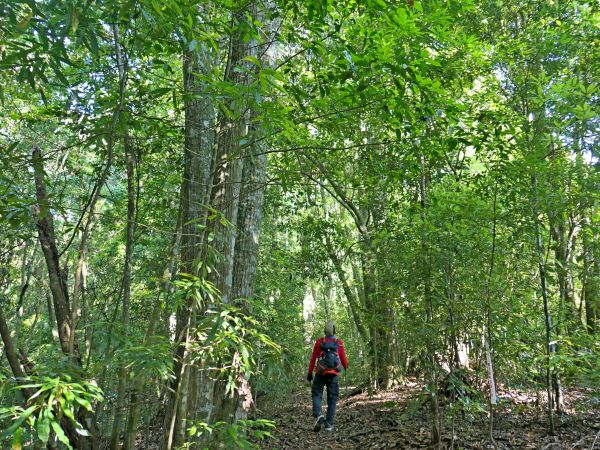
11, 427, 22, 450
51, 420, 73, 450
2, 405, 37, 438
71, 8, 79, 33
36, 409, 50, 444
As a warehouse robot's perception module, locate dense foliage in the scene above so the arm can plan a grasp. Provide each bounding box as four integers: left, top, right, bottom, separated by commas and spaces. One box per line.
0, 0, 598, 448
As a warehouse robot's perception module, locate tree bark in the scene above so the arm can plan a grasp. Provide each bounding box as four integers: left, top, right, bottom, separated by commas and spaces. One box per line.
484, 181, 498, 448
163, 20, 218, 449
231, 139, 267, 306
199, 6, 252, 427
532, 175, 556, 435
32, 147, 78, 361
110, 131, 136, 450
326, 243, 369, 344
0, 301, 33, 399
14, 241, 33, 348
550, 216, 578, 336
419, 152, 441, 448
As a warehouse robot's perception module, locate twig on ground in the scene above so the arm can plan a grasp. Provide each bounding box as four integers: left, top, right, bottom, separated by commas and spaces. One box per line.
348, 429, 376, 440
591, 430, 600, 450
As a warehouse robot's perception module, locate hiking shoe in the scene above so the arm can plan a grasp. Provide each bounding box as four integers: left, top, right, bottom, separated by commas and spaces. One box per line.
325, 423, 334, 432
313, 415, 325, 432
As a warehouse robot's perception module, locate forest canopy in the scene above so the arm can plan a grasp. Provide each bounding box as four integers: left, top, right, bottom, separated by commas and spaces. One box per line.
0, 0, 599, 448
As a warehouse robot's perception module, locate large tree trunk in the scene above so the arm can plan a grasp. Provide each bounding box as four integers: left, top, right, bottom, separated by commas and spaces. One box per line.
231, 141, 267, 305
163, 24, 218, 450
167, 3, 271, 445
207, 6, 250, 302
227, 114, 269, 420
199, 6, 252, 427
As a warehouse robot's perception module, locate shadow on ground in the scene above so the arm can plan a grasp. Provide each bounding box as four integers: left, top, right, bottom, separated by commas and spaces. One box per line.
257, 382, 600, 449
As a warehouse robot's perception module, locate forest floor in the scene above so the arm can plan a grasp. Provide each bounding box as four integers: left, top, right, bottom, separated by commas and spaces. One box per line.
257, 380, 600, 449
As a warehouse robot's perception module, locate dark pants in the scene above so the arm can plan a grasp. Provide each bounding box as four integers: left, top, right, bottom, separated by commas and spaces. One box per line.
311, 374, 339, 426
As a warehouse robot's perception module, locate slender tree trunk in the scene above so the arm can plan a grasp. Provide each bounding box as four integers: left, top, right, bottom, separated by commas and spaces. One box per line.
419, 152, 441, 448
110, 131, 136, 450
533, 175, 556, 435
3, 254, 89, 449
446, 296, 460, 369
69, 6, 125, 362
549, 218, 570, 414
45, 288, 57, 340
307, 155, 389, 385
123, 295, 158, 450
484, 182, 498, 448
575, 70, 597, 335
550, 217, 578, 336
14, 241, 32, 347
0, 302, 33, 399
326, 243, 368, 343
104, 21, 135, 448
166, 304, 195, 450
32, 147, 79, 361
582, 214, 598, 334
81, 259, 92, 366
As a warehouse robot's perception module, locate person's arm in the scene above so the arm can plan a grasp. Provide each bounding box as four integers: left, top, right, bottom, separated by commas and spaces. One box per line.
307, 338, 321, 375
338, 339, 348, 370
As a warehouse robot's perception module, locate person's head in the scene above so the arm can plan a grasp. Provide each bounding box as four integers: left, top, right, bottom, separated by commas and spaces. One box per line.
324, 320, 336, 337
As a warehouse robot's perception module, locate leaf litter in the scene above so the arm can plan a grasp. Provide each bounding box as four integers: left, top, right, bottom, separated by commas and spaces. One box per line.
256, 381, 600, 449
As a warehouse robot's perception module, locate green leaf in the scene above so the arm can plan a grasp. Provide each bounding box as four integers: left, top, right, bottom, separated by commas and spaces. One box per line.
243, 55, 261, 67
74, 397, 92, 411
36, 409, 50, 444
2, 405, 37, 438
15, 8, 33, 29
6, 141, 19, 153
207, 316, 224, 342
51, 420, 73, 450
88, 31, 99, 56
150, 87, 171, 98
11, 427, 22, 450
71, 8, 79, 33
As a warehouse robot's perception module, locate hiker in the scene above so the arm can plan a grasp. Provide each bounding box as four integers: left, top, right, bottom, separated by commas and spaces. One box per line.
307, 320, 348, 432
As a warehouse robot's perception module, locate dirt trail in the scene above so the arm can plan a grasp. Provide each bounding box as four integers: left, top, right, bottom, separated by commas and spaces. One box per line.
258, 383, 600, 449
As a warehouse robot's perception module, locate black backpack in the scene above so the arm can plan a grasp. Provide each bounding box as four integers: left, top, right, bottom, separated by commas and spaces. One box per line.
315, 339, 341, 376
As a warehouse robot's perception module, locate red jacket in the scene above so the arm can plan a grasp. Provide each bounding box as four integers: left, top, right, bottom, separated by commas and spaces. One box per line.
308, 337, 348, 375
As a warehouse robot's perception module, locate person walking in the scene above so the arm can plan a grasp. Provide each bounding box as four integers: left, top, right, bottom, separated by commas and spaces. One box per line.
307, 320, 348, 432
